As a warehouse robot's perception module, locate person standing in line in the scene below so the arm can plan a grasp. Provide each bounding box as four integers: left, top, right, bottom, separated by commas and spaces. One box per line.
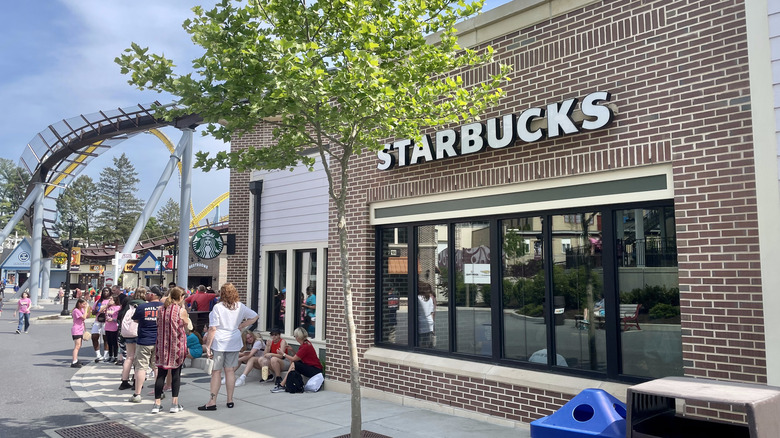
15, 291, 31, 334
70, 298, 90, 368
128, 286, 163, 403
151, 286, 189, 414
198, 283, 258, 411
91, 287, 112, 362
103, 295, 122, 364
118, 287, 147, 390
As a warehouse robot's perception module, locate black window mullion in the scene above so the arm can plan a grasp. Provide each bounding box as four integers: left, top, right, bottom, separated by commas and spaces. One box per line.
602, 208, 620, 378
490, 218, 502, 360
409, 225, 418, 348
543, 215, 556, 367
374, 227, 383, 345
448, 222, 456, 353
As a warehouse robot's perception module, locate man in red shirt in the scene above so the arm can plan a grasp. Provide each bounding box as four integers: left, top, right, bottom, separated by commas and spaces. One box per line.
184, 285, 215, 311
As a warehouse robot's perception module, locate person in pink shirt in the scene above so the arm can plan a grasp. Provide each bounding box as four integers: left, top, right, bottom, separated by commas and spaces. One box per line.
104, 295, 122, 364
15, 291, 31, 334
70, 298, 90, 368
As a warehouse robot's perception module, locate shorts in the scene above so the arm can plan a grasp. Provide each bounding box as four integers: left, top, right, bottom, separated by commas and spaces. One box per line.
134, 344, 155, 370
91, 322, 105, 335
124, 337, 137, 344
295, 362, 322, 379
72, 335, 83, 340
211, 351, 239, 371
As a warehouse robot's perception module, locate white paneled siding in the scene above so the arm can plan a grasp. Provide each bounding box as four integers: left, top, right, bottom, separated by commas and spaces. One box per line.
771, 2, 780, 179
254, 156, 329, 245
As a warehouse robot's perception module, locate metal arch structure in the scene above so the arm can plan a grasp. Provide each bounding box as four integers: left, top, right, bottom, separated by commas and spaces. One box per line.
5, 102, 202, 306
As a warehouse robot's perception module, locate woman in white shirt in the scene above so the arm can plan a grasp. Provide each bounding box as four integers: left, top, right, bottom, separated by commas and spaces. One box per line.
198, 283, 258, 411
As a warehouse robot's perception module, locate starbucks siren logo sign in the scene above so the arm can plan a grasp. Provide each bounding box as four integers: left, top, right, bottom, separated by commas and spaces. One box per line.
191, 228, 224, 259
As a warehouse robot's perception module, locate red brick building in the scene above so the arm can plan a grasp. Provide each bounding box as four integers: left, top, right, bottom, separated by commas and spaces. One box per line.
228, 0, 780, 427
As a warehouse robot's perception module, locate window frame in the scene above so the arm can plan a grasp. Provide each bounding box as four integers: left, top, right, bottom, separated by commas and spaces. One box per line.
375, 200, 677, 383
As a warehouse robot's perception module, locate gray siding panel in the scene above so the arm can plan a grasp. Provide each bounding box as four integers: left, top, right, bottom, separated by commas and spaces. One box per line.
256, 157, 329, 245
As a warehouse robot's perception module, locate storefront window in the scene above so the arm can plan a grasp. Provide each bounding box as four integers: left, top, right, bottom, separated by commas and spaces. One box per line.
617, 207, 682, 378
375, 202, 680, 381
379, 227, 409, 345
417, 224, 448, 351
552, 212, 606, 371
267, 251, 287, 332
502, 217, 547, 363
294, 250, 317, 338
454, 221, 492, 356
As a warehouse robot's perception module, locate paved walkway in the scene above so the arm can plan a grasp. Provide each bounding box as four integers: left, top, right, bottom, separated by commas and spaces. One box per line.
69, 360, 532, 438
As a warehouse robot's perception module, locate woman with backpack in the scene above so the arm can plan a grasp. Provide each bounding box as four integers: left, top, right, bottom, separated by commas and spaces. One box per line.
118, 287, 147, 391
271, 327, 323, 393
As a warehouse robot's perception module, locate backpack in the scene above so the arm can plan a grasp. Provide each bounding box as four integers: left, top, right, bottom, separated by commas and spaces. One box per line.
120, 304, 138, 338
285, 370, 304, 393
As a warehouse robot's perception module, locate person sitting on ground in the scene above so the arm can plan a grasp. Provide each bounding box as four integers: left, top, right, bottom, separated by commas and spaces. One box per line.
186, 328, 203, 361
261, 327, 290, 386
271, 327, 323, 393
233, 329, 266, 387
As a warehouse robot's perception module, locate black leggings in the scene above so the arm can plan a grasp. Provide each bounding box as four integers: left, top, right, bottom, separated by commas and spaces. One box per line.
155, 366, 182, 399
105, 330, 118, 358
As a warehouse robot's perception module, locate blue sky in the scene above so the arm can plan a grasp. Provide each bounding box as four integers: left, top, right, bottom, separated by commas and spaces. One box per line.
0, 0, 512, 220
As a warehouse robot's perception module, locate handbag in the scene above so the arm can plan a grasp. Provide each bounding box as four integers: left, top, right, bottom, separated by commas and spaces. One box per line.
82, 331, 91, 341
96, 313, 106, 323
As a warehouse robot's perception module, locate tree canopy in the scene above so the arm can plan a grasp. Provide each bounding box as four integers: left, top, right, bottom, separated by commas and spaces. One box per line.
95, 153, 143, 244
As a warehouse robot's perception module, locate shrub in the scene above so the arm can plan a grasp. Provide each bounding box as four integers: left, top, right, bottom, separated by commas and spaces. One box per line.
649, 303, 679, 319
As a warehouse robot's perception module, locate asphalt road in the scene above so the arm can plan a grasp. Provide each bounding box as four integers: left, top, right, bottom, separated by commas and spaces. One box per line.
0, 300, 110, 438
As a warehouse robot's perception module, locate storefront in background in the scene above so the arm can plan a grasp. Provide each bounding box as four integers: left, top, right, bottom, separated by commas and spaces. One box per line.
227, 0, 780, 426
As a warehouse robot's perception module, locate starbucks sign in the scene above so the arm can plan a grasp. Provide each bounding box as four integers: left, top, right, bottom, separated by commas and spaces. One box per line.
191, 228, 224, 259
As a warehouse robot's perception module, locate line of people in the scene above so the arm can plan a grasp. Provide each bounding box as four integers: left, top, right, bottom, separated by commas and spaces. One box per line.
69, 281, 323, 414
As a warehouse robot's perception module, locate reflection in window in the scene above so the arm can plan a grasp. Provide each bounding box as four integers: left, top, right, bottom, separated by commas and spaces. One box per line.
455, 221, 492, 356
379, 227, 409, 345
417, 225, 448, 351
552, 212, 606, 371
617, 207, 681, 378
267, 251, 287, 332
502, 217, 547, 363
294, 250, 317, 338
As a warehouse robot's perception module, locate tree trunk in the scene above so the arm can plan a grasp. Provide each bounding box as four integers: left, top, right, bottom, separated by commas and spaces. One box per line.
337, 208, 362, 438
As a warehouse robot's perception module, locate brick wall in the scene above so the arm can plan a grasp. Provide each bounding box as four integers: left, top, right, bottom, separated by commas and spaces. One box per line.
327, 0, 763, 423
228, 0, 762, 424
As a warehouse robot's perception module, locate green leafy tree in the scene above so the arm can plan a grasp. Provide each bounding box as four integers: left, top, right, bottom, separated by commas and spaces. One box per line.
142, 216, 164, 240
157, 198, 180, 236
0, 158, 30, 236
117, 0, 509, 434
55, 175, 99, 244
95, 153, 143, 244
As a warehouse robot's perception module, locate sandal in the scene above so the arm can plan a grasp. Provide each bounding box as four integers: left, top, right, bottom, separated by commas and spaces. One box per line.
226, 402, 234, 408
197, 404, 217, 411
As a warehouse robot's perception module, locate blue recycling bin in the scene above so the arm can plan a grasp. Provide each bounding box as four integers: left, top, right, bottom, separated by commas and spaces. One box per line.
530, 388, 626, 438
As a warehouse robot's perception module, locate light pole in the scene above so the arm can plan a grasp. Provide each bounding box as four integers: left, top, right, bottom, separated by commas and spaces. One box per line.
60, 218, 77, 316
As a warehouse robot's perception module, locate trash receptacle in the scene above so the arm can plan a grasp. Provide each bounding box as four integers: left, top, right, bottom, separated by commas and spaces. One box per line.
531, 388, 626, 438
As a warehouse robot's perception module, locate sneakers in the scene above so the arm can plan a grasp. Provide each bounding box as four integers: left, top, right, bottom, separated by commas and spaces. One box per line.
150, 404, 162, 414
271, 384, 286, 393
118, 381, 133, 390
235, 375, 246, 387
221, 375, 226, 385
128, 394, 142, 403
24, 331, 28, 334
15, 330, 20, 334
70, 362, 82, 368
169, 404, 184, 413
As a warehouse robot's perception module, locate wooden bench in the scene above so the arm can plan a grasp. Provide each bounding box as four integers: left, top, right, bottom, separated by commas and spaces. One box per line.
620, 303, 641, 331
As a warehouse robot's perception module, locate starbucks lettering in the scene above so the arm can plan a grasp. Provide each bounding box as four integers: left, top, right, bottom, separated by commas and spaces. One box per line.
377, 91, 614, 170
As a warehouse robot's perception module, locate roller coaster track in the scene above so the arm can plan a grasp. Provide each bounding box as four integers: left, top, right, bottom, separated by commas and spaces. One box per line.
148, 129, 229, 228
15, 102, 205, 256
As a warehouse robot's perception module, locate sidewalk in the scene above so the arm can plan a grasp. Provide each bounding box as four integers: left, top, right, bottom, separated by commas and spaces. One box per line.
69, 360, 532, 438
